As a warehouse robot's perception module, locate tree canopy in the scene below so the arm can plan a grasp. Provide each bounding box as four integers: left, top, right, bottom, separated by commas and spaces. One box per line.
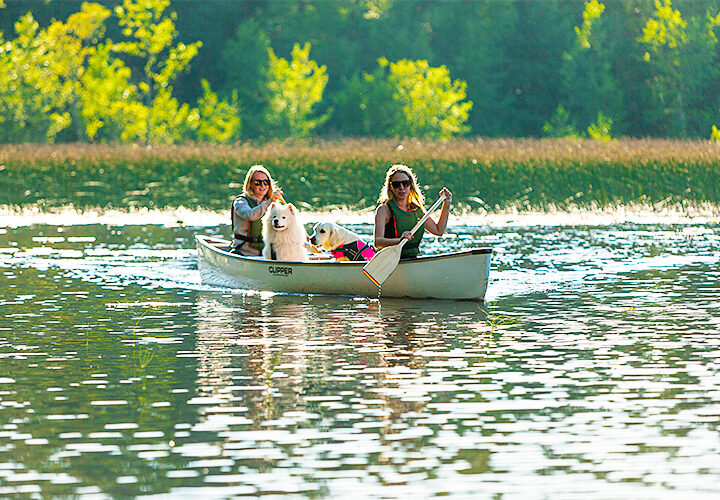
1, 0, 720, 143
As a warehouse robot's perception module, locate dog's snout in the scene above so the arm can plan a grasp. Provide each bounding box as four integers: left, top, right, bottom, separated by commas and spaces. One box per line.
310, 235, 317, 244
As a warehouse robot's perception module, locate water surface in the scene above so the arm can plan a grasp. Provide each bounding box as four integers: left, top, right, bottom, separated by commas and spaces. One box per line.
1, 216, 719, 498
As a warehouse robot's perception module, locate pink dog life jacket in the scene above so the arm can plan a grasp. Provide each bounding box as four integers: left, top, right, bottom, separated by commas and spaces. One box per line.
331, 240, 376, 261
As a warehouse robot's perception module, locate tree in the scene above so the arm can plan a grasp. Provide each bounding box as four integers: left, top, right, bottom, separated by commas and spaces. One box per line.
422, 0, 518, 136
105, 0, 242, 144
0, 5, 112, 143
0, 13, 68, 142
332, 65, 400, 137
587, 111, 613, 141
264, 42, 329, 138
79, 40, 138, 142
559, 1, 622, 136
220, 19, 270, 138
193, 79, 241, 143
112, 0, 202, 143
0, 0, 240, 144
501, 1, 576, 136
45, 3, 114, 141
639, 0, 720, 137
386, 58, 472, 138
542, 104, 579, 138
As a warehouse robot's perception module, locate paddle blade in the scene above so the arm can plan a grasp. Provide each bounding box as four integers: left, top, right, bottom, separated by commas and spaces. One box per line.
362, 245, 402, 287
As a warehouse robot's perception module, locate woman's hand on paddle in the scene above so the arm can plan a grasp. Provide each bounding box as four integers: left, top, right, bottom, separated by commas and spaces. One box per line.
400, 231, 413, 242
440, 187, 452, 203
270, 189, 284, 202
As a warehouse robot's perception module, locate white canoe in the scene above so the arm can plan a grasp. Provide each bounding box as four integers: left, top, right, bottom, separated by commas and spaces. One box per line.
196, 235, 492, 301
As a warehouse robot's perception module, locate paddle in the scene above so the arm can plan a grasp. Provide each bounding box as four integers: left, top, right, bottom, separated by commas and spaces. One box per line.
363, 194, 447, 287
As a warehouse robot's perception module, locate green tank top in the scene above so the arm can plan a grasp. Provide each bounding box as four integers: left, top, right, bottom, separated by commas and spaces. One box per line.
384, 199, 424, 259
233, 195, 264, 250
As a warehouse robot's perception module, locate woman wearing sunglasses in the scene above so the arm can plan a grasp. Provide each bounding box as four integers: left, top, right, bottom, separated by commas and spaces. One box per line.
231, 165, 284, 255
373, 164, 452, 259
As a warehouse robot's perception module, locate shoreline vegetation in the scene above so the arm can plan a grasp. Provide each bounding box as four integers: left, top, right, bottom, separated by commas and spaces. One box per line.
1, 139, 719, 224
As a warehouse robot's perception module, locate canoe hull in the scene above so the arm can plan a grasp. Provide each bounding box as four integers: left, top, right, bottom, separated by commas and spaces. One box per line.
196, 235, 491, 301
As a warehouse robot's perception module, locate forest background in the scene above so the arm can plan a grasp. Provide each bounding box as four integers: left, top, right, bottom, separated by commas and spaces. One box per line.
3, 0, 720, 144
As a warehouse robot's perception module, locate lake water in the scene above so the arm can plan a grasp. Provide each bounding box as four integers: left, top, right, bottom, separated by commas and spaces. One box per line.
1, 213, 719, 498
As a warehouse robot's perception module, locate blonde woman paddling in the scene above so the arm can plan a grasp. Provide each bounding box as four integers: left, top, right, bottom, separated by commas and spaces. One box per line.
231, 165, 283, 256
373, 164, 452, 260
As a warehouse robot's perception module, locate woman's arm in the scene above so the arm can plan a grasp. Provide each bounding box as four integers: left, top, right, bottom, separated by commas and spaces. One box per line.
234, 197, 272, 221
424, 188, 452, 236
373, 204, 411, 248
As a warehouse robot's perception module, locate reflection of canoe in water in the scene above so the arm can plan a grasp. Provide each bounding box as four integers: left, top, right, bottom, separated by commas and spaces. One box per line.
196, 235, 492, 301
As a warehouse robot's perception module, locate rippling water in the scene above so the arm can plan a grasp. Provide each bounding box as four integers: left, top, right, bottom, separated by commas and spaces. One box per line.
1, 216, 719, 498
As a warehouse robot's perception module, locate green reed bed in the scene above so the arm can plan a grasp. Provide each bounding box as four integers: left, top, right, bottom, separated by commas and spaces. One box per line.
1, 139, 719, 213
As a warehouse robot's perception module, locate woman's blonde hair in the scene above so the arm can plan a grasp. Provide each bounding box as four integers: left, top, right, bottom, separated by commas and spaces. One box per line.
242, 164, 276, 201
377, 164, 425, 208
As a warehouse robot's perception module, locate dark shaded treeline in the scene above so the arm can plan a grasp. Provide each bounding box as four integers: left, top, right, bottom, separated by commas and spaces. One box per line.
2, 0, 720, 138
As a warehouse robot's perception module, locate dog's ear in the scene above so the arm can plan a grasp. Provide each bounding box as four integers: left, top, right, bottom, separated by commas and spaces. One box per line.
287, 203, 296, 214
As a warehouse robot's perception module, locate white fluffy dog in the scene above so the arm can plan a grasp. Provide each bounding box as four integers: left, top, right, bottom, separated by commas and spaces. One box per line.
262, 203, 309, 261
309, 222, 376, 261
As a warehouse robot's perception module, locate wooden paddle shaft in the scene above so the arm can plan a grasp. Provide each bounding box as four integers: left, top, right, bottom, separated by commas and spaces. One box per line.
399, 195, 447, 248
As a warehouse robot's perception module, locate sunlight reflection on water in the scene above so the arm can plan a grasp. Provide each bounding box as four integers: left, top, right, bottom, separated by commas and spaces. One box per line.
0, 214, 719, 498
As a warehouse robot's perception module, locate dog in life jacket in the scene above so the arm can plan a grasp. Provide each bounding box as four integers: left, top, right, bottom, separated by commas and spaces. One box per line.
309, 222, 376, 261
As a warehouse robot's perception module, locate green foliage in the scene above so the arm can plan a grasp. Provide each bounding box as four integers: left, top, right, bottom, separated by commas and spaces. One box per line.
428, 0, 517, 137
559, 0, 625, 139
193, 79, 242, 143
385, 58, 473, 139
0, 0, 240, 145
711, 125, 720, 142
542, 105, 580, 138
4, 0, 720, 142
220, 19, 270, 138
332, 57, 472, 139
332, 67, 400, 137
587, 111, 613, 141
80, 41, 137, 141
0, 4, 112, 142
0, 14, 66, 142
112, 0, 201, 143
265, 42, 330, 138
47, 3, 114, 142
639, 0, 720, 137
575, 0, 605, 49
640, 0, 686, 52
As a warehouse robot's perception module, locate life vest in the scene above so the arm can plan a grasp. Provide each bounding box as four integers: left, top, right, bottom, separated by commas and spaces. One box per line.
384, 199, 423, 259
232, 195, 264, 251
331, 240, 376, 261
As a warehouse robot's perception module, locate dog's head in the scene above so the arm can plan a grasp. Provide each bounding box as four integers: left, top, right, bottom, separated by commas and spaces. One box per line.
309, 222, 340, 250
268, 203, 297, 232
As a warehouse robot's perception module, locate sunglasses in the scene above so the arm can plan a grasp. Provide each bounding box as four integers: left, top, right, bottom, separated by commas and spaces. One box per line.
390, 179, 412, 189
252, 178, 270, 186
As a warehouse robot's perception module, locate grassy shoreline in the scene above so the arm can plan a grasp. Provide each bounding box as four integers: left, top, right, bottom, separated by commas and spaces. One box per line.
2, 138, 719, 213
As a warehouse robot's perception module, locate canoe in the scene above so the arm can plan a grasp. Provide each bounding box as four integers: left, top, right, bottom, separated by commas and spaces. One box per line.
196, 235, 492, 301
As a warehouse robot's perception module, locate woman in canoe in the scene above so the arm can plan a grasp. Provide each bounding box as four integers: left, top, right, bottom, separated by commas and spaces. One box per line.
373, 164, 452, 259
231, 165, 283, 255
